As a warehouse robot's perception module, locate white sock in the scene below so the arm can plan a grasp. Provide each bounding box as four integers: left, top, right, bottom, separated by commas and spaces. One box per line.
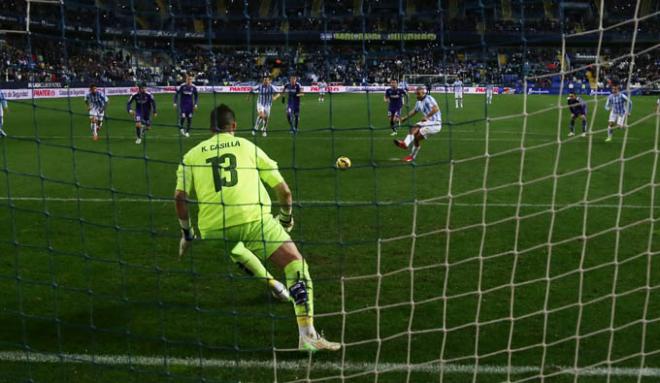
404, 134, 414, 147
253, 117, 262, 131
411, 145, 421, 159
298, 321, 317, 338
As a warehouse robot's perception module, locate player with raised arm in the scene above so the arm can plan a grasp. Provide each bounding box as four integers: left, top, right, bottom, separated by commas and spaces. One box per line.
453, 77, 464, 109
317, 80, 327, 102
393, 86, 442, 162
384, 79, 407, 136
567, 92, 588, 137
282, 75, 303, 134
486, 83, 494, 105
84, 84, 109, 141
175, 104, 340, 352
0, 89, 8, 137
173, 75, 199, 138
251, 75, 279, 137
127, 83, 157, 144
604, 83, 632, 142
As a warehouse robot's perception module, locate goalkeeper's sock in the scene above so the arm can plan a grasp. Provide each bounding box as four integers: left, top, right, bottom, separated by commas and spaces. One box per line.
186, 117, 192, 132
284, 259, 316, 337
179, 117, 185, 129
582, 119, 587, 132
404, 134, 414, 148
294, 115, 300, 131
569, 120, 575, 133
91, 122, 96, 135
136, 127, 142, 138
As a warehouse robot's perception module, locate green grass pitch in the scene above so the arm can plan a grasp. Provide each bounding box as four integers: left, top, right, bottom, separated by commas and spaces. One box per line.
0, 91, 659, 382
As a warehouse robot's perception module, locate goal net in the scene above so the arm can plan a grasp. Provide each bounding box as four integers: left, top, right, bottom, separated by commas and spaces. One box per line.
1, 1, 659, 382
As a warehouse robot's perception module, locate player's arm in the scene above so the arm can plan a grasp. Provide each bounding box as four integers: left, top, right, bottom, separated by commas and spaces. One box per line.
175, 161, 195, 257
127, 95, 135, 115
384, 90, 389, 103
193, 87, 199, 109
604, 95, 611, 111
622, 93, 632, 114
400, 107, 417, 123
1, 98, 7, 113
256, 146, 293, 231
151, 96, 158, 117
297, 86, 304, 97
423, 104, 440, 121
272, 85, 281, 101
173, 87, 179, 108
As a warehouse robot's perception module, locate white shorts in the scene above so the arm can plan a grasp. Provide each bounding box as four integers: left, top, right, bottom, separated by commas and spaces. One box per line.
257, 104, 271, 115
89, 109, 104, 121
319, 90, 326, 95
454, 93, 463, 99
417, 120, 442, 138
608, 111, 627, 126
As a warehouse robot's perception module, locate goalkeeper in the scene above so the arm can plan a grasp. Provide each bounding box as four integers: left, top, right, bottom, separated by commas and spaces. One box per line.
174, 104, 340, 352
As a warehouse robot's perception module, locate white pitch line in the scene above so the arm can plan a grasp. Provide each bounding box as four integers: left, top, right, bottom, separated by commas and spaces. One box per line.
0, 196, 657, 209
0, 351, 658, 377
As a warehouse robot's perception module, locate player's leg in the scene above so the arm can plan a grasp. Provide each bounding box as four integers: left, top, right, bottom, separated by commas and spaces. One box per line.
568, 115, 576, 136
261, 109, 270, 136
241, 216, 339, 351
606, 111, 616, 142
185, 112, 192, 136
97, 113, 104, 131
408, 133, 426, 161
135, 116, 143, 144
0, 115, 5, 137
286, 107, 295, 132
460, 95, 464, 108
394, 125, 419, 149
230, 242, 289, 301
179, 112, 186, 131
580, 114, 587, 135
293, 109, 300, 132
455, 95, 459, 109
388, 110, 396, 134
254, 106, 263, 134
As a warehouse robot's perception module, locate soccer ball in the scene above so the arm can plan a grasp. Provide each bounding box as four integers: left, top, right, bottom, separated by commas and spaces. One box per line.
336, 156, 352, 170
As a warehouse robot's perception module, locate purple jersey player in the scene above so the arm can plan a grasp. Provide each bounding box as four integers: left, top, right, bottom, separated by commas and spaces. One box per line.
127, 83, 158, 144
384, 79, 407, 136
173, 75, 198, 137
282, 75, 303, 133
567, 92, 587, 137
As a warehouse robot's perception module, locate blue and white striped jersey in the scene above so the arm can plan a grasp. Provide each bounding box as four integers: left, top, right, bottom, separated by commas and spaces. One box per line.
0, 90, 7, 117
254, 84, 277, 106
414, 95, 441, 122
85, 90, 109, 110
605, 92, 632, 115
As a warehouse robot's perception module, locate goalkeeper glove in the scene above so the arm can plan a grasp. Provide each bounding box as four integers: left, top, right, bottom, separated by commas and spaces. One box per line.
277, 209, 294, 233
179, 219, 195, 258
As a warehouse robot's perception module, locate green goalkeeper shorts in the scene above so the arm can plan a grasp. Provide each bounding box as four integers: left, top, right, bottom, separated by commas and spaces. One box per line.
205, 215, 292, 261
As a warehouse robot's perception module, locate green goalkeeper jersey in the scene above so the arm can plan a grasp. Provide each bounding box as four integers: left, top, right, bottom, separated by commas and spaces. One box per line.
176, 132, 284, 238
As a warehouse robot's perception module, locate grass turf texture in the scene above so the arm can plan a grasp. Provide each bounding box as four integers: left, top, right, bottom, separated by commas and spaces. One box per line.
1, 92, 660, 383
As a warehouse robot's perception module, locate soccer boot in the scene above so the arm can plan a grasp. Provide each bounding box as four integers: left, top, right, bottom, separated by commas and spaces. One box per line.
298, 333, 341, 352
393, 139, 407, 150
403, 155, 415, 162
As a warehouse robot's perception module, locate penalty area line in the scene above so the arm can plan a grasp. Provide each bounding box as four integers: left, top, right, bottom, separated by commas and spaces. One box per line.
0, 351, 658, 377
0, 196, 658, 210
